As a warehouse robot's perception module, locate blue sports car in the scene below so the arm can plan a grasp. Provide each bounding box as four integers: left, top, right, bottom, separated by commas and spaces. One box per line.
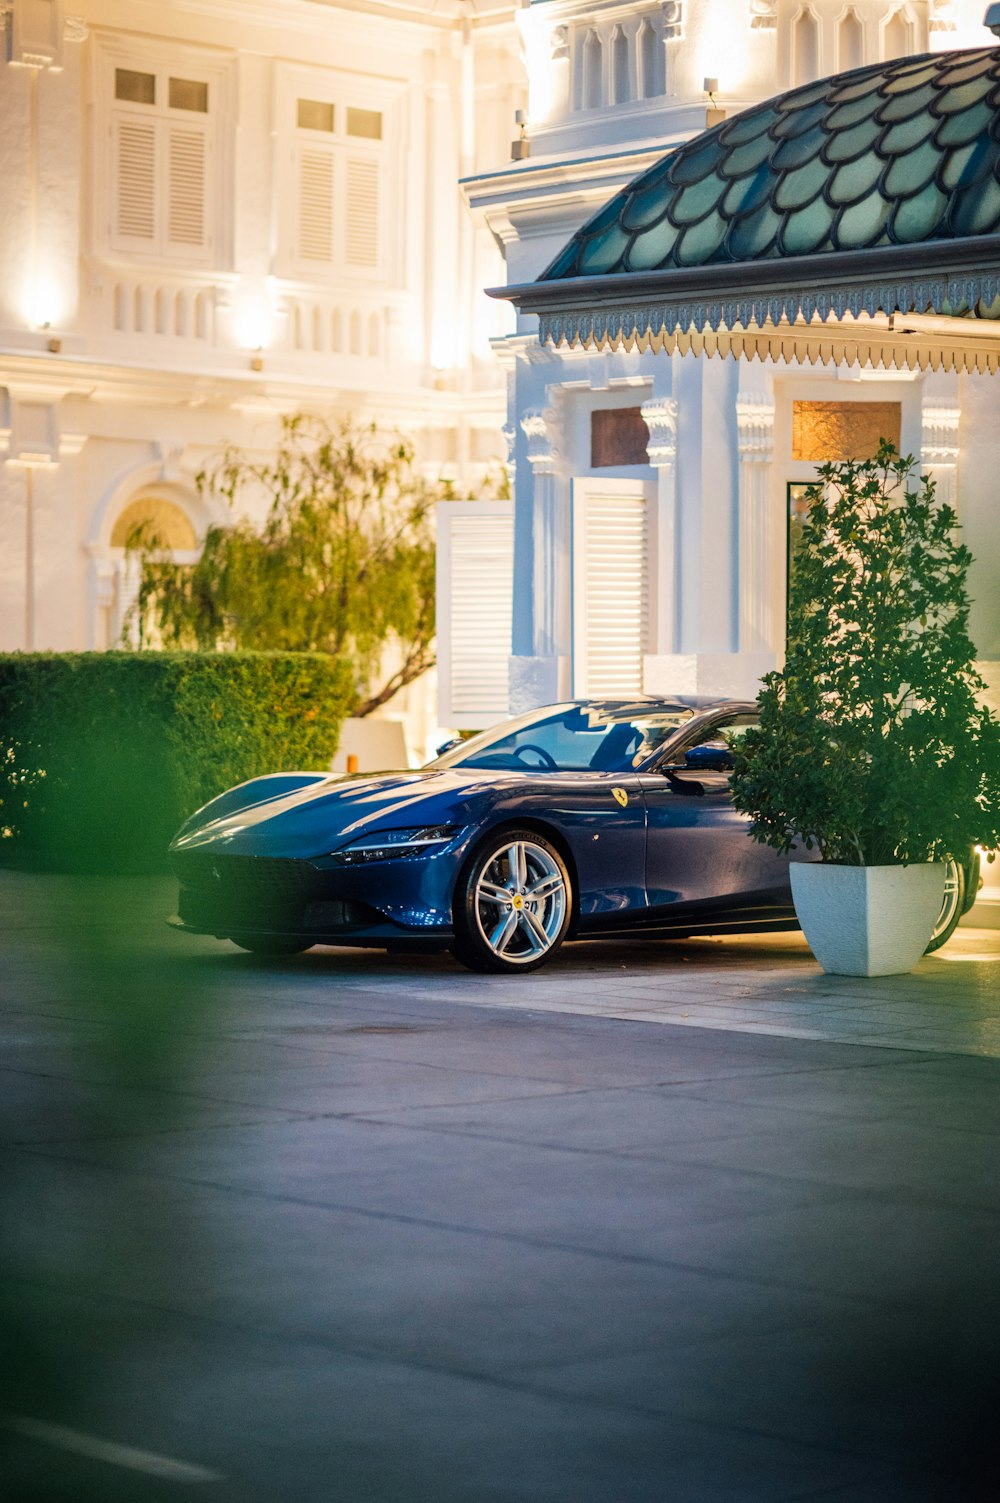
168, 697, 975, 972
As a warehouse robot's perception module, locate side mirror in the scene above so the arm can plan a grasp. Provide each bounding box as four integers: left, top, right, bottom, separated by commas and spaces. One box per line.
683, 741, 733, 773
436, 737, 462, 757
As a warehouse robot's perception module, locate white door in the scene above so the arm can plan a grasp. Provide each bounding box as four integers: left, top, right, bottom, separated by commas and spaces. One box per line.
572, 478, 651, 698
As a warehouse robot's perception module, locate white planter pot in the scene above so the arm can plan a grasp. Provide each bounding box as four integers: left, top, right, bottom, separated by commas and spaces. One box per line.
789, 862, 946, 977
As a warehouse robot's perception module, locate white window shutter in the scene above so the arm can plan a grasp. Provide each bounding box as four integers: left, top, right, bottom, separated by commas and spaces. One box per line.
572, 481, 650, 697
298, 147, 335, 262
113, 118, 156, 243
344, 156, 380, 268
166, 126, 207, 248
436, 502, 514, 727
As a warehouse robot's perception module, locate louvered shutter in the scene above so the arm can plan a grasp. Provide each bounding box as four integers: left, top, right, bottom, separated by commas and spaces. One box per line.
345, 156, 380, 269
298, 148, 335, 262
436, 502, 514, 726
167, 126, 207, 248
113, 118, 156, 244
572, 481, 650, 697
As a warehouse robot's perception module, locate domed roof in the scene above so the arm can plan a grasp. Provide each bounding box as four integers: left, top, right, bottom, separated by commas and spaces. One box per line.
542, 48, 1000, 285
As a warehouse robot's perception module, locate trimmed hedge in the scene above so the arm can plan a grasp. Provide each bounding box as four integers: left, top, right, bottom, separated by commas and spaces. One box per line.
0, 652, 353, 872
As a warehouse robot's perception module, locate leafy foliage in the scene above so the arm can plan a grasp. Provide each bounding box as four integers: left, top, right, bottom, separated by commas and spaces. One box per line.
730, 444, 1000, 866
131, 416, 500, 717
0, 651, 352, 871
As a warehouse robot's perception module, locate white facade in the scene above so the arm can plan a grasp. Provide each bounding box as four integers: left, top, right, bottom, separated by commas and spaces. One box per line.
0, 0, 523, 760
458, 0, 1000, 722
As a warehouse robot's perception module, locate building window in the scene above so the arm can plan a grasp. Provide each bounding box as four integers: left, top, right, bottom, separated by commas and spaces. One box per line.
281, 80, 388, 280
591, 408, 650, 468
102, 46, 230, 266
791, 401, 901, 461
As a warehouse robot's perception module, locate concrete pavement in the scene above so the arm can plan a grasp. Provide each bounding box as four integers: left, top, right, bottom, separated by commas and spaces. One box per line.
2, 871, 999, 1501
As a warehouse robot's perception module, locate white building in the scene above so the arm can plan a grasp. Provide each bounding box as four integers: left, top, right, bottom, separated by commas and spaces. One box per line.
0, 0, 523, 759
449, 0, 1000, 730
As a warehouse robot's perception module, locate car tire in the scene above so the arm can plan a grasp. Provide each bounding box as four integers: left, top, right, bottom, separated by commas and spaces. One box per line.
451, 827, 572, 975
924, 858, 966, 954
230, 935, 313, 956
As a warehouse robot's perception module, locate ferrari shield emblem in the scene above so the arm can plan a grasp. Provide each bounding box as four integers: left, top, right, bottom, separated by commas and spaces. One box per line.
611, 787, 628, 808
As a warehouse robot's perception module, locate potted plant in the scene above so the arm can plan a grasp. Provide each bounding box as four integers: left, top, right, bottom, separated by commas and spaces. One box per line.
730, 442, 1000, 977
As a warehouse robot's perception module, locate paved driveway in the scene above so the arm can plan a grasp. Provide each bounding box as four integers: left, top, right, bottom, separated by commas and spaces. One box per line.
2, 872, 999, 1502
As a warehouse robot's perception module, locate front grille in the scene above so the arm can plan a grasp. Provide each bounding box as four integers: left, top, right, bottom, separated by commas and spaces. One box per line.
172, 852, 324, 906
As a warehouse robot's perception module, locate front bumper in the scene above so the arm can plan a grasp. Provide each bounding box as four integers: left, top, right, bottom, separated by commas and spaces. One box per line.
169, 848, 458, 946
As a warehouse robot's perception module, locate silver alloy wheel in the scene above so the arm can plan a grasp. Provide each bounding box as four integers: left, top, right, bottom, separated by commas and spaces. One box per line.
927, 857, 963, 951
472, 838, 568, 965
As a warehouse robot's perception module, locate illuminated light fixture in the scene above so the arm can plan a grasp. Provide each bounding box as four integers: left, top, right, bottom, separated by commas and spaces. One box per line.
704, 76, 725, 127
41, 322, 61, 355
511, 108, 530, 161
249, 347, 264, 372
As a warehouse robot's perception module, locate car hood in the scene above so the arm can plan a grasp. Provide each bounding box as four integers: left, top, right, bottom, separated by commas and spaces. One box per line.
171, 767, 532, 859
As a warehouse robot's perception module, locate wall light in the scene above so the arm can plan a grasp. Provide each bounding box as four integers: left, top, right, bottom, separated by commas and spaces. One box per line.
704, 76, 725, 127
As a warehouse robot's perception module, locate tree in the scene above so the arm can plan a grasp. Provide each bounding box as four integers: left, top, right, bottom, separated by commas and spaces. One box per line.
729, 443, 1000, 866
130, 415, 495, 717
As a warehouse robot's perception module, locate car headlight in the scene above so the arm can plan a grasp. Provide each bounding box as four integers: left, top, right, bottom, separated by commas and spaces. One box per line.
328, 825, 459, 866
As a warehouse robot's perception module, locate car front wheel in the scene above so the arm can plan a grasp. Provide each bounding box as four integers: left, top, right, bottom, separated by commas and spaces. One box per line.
452, 829, 571, 974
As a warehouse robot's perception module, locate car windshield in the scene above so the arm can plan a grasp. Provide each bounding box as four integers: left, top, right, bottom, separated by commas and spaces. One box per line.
427, 703, 695, 774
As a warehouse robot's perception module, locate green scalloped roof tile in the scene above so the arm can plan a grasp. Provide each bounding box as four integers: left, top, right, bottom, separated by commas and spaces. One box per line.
675, 209, 728, 265
625, 218, 681, 271
837, 194, 892, 247
892, 183, 949, 243
670, 173, 728, 225
781, 199, 838, 255
773, 155, 831, 211
882, 137, 939, 197
940, 135, 997, 190
951, 175, 1000, 235
827, 152, 885, 205
936, 98, 994, 146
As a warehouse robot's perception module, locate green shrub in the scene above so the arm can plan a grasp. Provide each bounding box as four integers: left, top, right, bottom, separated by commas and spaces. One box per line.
0, 652, 352, 872
730, 445, 1000, 866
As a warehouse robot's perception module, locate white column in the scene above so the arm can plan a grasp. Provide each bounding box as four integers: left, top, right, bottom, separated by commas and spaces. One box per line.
640, 394, 679, 692
736, 391, 779, 666
509, 400, 568, 712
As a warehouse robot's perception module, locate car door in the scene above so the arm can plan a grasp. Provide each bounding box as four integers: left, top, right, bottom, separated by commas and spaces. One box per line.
639, 713, 795, 920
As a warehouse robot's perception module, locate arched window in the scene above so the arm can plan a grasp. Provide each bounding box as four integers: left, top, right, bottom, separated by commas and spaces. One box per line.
883, 9, 912, 59
794, 8, 821, 83
582, 29, 603, 109
106, 496, 199, 648
611, 25, 629, 104
838, 9, 864, 72
638, 17, 660, 99
110, 497, 198, 551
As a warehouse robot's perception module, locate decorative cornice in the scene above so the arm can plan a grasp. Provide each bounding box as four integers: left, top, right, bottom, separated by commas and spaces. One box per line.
662, 2, 684, 42
639, 396, 677, 467
520, 407, 560, 473
749, 0, 777, 29
736, 395, 776, 462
